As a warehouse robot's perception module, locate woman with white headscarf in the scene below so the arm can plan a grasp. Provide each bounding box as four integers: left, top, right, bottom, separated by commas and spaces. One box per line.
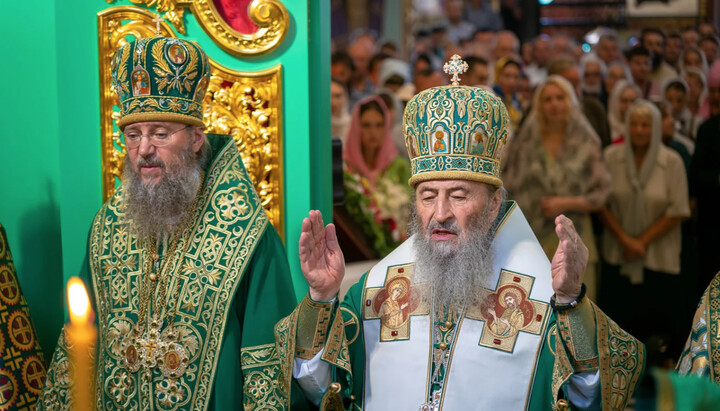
600, 100, 690, 358
684, 67, 711, 121
607, 80, 642, 144
503, 75, 611, 300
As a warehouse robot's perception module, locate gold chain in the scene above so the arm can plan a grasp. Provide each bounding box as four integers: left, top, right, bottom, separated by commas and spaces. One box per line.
136, 177, 203, 333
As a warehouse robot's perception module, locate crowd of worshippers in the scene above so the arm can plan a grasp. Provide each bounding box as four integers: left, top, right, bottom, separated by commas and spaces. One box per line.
329, 13, 720, 368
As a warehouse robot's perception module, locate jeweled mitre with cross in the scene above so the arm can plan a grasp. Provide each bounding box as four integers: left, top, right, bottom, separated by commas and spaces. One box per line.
404, 57, 510, 188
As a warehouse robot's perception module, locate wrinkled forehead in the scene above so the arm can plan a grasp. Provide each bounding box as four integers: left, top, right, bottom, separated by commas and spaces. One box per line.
416, 179, 489, 193
123, 121, 188, 131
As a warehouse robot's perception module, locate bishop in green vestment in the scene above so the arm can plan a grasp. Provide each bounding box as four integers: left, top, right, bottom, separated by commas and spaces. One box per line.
275, 58, 645, 410
38, 36, 304, 410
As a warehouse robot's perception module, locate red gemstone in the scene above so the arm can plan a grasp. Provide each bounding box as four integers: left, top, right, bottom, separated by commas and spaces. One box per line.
536, 315, 542, 322
493, 339, 501, 345
366, 300, 372, 306
513, 277, 521, 282
391, 331, 398, 336
398, 268, 405, 273
623, 352, 628, 357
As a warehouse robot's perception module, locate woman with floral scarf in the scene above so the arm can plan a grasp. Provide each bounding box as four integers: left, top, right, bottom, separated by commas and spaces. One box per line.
342, 96, 411, 257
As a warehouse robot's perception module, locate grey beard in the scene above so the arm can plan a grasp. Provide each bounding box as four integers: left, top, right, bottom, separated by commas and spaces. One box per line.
122, 148, 202, 239
410, 206, 496, 309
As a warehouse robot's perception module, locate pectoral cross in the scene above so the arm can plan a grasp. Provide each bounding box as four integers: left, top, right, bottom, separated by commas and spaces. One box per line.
443, 54, 468, 86
153, 13, 164, 36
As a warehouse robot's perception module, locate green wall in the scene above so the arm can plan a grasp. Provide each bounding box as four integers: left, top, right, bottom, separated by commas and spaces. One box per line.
0, 0, 330, 359
0, 1, 64, 360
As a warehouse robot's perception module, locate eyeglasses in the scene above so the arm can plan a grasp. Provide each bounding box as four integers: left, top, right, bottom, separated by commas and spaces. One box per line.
124, 125, 192, 148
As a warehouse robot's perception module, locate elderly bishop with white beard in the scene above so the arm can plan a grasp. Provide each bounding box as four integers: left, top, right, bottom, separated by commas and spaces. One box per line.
275, 55, 645, 410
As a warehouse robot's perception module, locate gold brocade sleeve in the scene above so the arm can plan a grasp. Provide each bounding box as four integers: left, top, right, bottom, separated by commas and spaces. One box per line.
274, 297, 353, 411
552, 299, 645, 411
677, 272, 719, 382
556, 298, 600, 372
295, 296, 334, 360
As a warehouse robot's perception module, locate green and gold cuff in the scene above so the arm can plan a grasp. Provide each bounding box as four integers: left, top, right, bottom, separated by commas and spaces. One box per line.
295, 294, 334, 360
556, 295, 600, 372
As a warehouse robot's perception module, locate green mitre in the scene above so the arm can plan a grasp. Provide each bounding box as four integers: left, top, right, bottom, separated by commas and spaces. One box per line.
403, 55, 510, 187
111, 36, 211, 129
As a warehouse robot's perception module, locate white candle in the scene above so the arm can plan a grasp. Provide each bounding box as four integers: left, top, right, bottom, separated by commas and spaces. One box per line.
66, 277, 97, 411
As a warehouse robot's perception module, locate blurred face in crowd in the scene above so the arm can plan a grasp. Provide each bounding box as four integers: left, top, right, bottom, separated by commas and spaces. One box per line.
551, 36, 571, 58
559, 66, 581, 97
619, 87, 640, 121
684, 72, 703, 104
330, 81, 346, 117
517, 76, 531, 104
533, 39, 551, 67
597, 37, 620, 64
498, 63, 521, 95
521, 43, 533, 65
629, 55, 651, 85
583, 61, 603, 93
700, 38, 718, 64
699, 23, 717, 37
605, 64, 627, 94
629, 111, 653, 150
331, 62, 352, 85
495, 33, 518, 60
540, 83, 570, 124
683, 49, 704, 70
467, 62, 490, 86
665, 36, 683, 65
359, 106, 384, 158
659, 106, 675, 139
709, 85, 720, 116
664, 87, 687, 117
642, 32, 665, 58
445, 0, 463, 24
682, 29, 699, 48
348, 39, 374, 78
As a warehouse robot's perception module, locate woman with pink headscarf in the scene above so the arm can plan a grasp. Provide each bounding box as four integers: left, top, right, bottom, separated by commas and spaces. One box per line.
343, 96, 411, 257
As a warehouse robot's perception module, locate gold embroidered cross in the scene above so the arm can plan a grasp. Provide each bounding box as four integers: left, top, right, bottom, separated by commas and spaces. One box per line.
364, 264, 430, 342
443, 54, 469, 86
466, 270, 549, 353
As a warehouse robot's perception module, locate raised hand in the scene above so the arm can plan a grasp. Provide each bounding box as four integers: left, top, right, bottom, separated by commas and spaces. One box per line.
299, 210, 345, 301
550, 215, 588, 303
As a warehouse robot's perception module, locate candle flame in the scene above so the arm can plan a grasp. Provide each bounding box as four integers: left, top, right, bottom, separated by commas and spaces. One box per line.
67, 277, 91, 324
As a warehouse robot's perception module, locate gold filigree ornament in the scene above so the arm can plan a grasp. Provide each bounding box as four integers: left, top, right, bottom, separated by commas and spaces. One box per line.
98, 6, 284, 239
104, 0, 289, 56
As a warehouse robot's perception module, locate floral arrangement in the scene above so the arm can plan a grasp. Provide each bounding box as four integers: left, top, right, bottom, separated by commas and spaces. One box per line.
344, 166, 411, 257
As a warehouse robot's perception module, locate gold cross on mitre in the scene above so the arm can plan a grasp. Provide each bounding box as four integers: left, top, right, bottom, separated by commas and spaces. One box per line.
443, 54, 469, 86
152, 13, 164, 36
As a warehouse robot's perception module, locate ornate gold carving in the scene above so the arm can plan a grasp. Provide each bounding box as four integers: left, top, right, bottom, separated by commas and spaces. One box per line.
204, 61, 284, 239
104, 0, 289, 56
98, 6, 284, 239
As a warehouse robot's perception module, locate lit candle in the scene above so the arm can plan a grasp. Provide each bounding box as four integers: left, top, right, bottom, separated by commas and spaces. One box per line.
66, 277, 97, 411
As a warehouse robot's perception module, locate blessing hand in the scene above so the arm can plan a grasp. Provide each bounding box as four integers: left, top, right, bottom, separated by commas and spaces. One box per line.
299, 210, 345, 302
551, 215, 588, 303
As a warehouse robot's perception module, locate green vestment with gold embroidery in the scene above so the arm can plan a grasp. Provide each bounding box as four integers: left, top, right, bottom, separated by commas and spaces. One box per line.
277, 202, 645, 410
678, 271, 720, 383
38, 135, 307, 411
